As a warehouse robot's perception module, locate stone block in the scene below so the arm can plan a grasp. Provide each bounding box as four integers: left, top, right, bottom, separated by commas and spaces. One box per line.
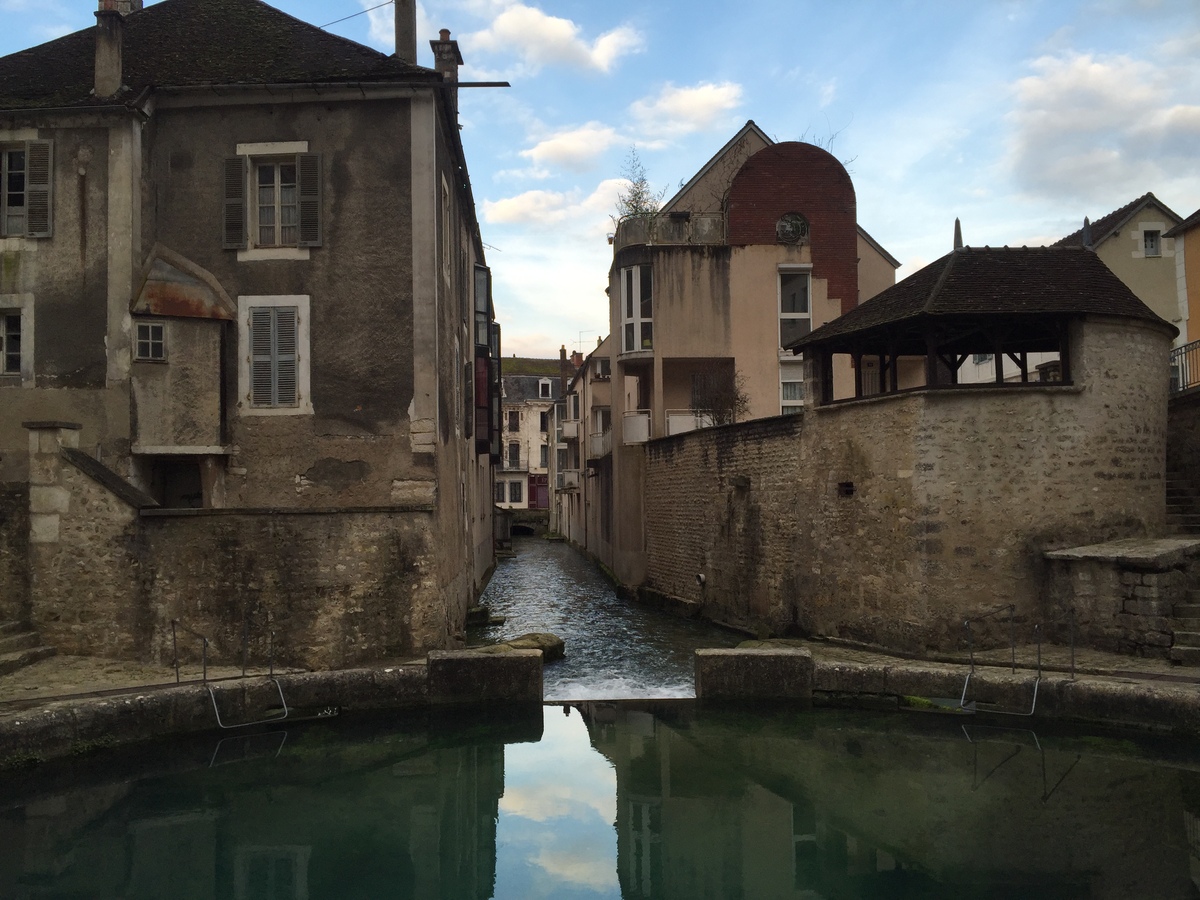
427, 649, 542, 705
390, 480, 437, 506
29, 486, 69, 515
29, 513, 59, 544
694, 648, 813, 704
1123, 599, 1174, 616
812, 661, 886, 695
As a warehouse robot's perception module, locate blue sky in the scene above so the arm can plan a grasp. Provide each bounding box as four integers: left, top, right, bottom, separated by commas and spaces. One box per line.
3, 0, 1199, 358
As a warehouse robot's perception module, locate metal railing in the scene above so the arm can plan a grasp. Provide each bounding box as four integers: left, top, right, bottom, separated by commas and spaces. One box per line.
170, 618, 288, 730
960, 606, 1076, 716
1170, 339, 1200, 394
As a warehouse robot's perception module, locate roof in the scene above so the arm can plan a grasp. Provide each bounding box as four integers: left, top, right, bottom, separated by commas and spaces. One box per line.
502, 357, 563, 377
1165, 207, 1200, 239
502, 373, 561, 404
790, 245, 1175, 351
1053, 192, 1181, 248
857, 224, 901, 269
0, 0, 437, 111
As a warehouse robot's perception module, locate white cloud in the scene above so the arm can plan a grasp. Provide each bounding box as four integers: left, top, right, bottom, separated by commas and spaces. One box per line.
1006, 50, 1200, 203
463, 4, 642, 73
629, 81, 744, 139
483, 178, 623, 230
519, 123, 622, 171
532, 845, 619, 890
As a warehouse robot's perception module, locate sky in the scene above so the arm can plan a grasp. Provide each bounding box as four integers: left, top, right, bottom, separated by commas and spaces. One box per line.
3, 0, 1199, 359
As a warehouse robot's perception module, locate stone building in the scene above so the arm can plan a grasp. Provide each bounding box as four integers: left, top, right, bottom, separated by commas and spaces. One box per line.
496, 358, 563, 512
640, 246, 1175, 651
596, 122, 899, 585
0, 0, 501, 667
554, 336, 613, 558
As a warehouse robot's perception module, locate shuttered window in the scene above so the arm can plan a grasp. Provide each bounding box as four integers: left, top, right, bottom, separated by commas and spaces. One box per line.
1, 140, 52, 238
224, 152, 321, 250
249, 306, 299, 407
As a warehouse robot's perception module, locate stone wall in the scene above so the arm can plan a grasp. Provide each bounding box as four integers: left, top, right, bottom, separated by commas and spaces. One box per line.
642, 317, 1170, 653
1167, 388, 1200, 481
25, 424, 456, 669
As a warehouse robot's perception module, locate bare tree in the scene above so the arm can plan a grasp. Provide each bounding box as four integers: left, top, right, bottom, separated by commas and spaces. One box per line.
691, 369, 750, 426
613, 147, 665, 221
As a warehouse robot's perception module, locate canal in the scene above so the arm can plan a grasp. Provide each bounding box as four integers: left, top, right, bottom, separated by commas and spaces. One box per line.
473, 536, 742, 699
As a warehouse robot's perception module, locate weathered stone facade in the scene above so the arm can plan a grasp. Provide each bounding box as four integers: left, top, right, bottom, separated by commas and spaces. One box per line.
641, 317, 1170, 652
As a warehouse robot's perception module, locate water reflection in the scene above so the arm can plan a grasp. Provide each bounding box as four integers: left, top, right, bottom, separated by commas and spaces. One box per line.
3, 706, 1200, 898
478, 538, 741, 699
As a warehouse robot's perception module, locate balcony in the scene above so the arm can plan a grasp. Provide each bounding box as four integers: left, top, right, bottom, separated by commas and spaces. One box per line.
612, 212, 725, 254
561, 420, 580, 440
588, 430, 612, 459
501, 454, 527, 472
623, 410, 651, 444
666, 410, 715, 436
556, 469, 581, 492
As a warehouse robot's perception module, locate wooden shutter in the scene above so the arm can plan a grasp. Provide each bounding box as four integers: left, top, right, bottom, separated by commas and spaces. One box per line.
274, 307, 298, 405
25, 140, 52, 238
250, 307, 274, 405
223, 156, 246, 249
296, 153, 321, 247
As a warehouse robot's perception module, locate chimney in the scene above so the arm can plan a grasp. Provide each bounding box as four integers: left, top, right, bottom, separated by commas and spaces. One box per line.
430, 29, 464, 118
94, 0, 140, 98
953, 217, 963, 251
394, 0, 416, 64
1082, 216, 1093, 250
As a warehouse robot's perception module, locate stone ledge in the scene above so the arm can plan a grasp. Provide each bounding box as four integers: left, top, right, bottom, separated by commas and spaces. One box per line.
1045, 537, 1200, 567
695, 648, 813, 704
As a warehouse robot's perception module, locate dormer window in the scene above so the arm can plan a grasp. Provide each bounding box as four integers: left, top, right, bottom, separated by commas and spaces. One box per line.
539, 378, 552, 398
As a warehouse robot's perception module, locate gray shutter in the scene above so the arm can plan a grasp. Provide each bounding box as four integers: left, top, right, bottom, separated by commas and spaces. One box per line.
25, 140, 52, 238
296, 153, 321, 247
250, 307, 274, 405
223, 156, 247, 249
275, 307, 298, 405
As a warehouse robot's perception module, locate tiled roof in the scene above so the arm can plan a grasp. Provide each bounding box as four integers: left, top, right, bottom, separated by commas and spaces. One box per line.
790, 246, 1173, 350
502, 374, 560, 404
0, 0, 437, 111
1165, 207, 1200, 239
1053, 192, 1180, 248
502, 357, 563, 377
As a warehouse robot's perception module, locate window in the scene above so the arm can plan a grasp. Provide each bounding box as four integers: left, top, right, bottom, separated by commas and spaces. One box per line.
781, 364, 805, 414
595, 357, 611, 379
539, 379, 552, 398
494, 481, 505, 503
509, 480, 523, 503
779, 270, 811, 349
1, 141, 52, 238
972, 353, 993, 366
2, 310, 20, 374
621, 264, 653, 352
237, 295, 311, 415
507, 410, 520, 432
225, 144, 320, 254
134, 321, 166, 361
540, 410, 549, 432
1144, 230, 1161, 258
507, 441, 520, 468
570, 394, 580, 420
540, 444, 549, 468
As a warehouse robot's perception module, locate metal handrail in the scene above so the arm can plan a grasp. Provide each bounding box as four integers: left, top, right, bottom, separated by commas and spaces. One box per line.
1170, 339, 1200, 394
959, 607, 1076, 715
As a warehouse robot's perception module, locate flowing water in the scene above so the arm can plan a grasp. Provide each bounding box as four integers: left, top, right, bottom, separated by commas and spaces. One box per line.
474, 537, 742, 699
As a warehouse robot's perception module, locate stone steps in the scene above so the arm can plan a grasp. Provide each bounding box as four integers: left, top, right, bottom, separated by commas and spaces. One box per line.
0, 622, 56, 677
1172, 631, 1200, 649
1171, 646, 1200, 666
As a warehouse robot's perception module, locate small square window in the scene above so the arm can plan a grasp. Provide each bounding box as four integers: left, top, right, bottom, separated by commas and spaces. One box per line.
1144, 230, 1161, 258
135, 321, 166, 361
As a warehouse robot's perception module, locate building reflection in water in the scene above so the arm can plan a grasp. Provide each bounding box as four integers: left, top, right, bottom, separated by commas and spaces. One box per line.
5, 705, 1200, 899
576, 702, 1200, 900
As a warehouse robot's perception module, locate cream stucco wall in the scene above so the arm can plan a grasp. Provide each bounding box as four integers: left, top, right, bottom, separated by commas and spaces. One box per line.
1095, 207, 1181, 340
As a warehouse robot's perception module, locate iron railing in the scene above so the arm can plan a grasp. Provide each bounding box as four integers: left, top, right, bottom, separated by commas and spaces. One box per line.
1170, 339, 1200, 395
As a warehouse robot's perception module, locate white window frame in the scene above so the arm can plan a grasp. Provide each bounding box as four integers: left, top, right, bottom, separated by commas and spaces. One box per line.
234, 142, 312, 262
778, 266, 812, 354
780, 361, 805, 414
134, 320, 167, 362
539, 378, 552, 398
1144, 229, 1161, 258
237, 295, 312, 416
620, 264, 653, 353
509, 480, 523, 504
0, 293, 33, 385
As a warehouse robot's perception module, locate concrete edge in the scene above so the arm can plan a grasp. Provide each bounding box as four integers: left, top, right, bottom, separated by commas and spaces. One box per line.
0, 651, 544, 767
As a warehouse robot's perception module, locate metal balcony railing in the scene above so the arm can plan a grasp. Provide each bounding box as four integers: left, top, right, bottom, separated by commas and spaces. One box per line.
501, 454, 527, 471
1170, 339, 1200, 395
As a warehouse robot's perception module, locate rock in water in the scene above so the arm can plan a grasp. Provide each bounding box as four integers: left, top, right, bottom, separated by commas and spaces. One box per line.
475, 632, 566, 663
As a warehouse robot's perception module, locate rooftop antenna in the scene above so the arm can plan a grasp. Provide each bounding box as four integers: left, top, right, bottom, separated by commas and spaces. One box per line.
953, 217, 963, 251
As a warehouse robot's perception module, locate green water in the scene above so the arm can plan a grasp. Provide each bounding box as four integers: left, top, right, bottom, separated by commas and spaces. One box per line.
2, 703, 1199, 899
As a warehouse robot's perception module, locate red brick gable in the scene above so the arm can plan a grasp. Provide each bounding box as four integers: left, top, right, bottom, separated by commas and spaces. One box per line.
726, 142, 859, 316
